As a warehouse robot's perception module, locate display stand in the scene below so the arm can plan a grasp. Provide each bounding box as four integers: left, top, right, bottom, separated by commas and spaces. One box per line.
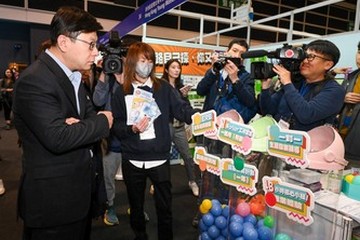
191, 110, 359, 240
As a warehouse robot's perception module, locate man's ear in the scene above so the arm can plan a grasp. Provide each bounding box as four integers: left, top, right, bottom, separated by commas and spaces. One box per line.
57, 35, 70, 52
325, 61, 335, 72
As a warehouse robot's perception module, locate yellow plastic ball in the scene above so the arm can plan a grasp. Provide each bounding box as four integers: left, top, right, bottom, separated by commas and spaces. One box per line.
345, 174, 354, 184
202, 199, 212, 210
199, 204, 209, 214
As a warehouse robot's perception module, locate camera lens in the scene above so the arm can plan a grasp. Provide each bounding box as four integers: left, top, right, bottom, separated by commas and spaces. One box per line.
108, 60, 119, 71
212, 60, 224, 73
103, 55, 122, 74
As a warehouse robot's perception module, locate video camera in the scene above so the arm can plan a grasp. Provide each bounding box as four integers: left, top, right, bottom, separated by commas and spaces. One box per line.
98, 31, 128, 74
242, 44, 306, 79
213, 56, 243, 73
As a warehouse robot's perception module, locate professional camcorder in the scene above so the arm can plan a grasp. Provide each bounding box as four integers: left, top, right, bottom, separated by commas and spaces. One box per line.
98, 30, 128, 74
213, 56, 243, 73
242, 44, 306, 79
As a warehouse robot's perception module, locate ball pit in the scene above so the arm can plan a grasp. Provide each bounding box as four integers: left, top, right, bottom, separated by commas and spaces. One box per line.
198, 198, 283, 240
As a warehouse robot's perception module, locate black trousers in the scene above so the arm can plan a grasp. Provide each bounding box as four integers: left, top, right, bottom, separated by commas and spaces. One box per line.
22, 216, 90, 240
122, 160, 173, 240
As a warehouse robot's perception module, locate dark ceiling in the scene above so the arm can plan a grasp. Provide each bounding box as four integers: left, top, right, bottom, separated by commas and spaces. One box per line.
0, 0, 358, 43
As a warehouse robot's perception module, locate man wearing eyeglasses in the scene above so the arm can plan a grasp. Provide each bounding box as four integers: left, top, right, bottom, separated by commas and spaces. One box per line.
12, 6, 113, 240
258, 39, 345, 131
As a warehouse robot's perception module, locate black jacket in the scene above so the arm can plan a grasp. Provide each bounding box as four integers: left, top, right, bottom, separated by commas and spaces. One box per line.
112, 79, 198, 161
13, 52, 109, 227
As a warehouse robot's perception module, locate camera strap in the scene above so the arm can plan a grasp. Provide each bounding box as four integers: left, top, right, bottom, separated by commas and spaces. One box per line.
216, 74, 232, 98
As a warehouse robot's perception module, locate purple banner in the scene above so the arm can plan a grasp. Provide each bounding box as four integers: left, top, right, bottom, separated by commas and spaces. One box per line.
98, 0, 188, 44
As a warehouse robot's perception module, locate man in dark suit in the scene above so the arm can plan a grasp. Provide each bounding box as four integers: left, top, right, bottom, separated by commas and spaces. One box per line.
12, 6, 113, 240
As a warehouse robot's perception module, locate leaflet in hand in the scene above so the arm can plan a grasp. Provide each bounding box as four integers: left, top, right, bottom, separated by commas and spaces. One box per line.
127, 87, 161, 125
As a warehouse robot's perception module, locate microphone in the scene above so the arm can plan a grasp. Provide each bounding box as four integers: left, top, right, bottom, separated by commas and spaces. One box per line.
241, 50, 269, 59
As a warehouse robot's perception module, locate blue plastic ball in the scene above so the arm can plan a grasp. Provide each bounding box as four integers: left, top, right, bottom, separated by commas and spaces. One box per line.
211, 203, 223, 217
199, 219, 208, 232
242, 226, 258, 240
244, 214, 257, 225
257, 219, 265, 228
215, 236, 226, 240
212, 199, 221, 207
221, 228, 228, 238
257, 226, 273, 240
275, 233, 292, 240
202, 213, 215, 226
229, 221, 243, 238
242, 222, 255, 230
201, 231, 212, 240
207, 225, 220, 239
235, 237, 244, 240
230, 214, 244, 224
222, 205, 230, 218
215, 215, 227, 229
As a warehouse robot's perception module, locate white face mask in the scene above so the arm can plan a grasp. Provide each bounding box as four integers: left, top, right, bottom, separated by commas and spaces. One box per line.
136, 62, 153, 78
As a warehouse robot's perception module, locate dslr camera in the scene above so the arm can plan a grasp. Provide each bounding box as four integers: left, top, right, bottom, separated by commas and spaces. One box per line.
212, 55, 243, 73
247, 44, 306, 79
98, 31, 128, 74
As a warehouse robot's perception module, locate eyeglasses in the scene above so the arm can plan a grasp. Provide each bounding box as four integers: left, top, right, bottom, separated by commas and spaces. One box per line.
69, 36, 97, 50
305, 53, 332, 62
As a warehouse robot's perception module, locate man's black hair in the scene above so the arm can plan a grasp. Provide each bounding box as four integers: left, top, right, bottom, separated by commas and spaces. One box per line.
305, 39, 340, 68
228, 39, 249, 51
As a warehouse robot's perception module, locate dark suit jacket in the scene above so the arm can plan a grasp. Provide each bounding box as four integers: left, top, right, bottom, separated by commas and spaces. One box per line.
12, 52, 110, 228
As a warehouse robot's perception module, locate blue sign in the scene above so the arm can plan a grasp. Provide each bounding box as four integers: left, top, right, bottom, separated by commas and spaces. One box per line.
98, 0, 188, 44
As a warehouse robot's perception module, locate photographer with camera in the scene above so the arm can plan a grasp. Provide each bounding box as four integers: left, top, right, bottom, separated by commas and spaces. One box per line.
258, 39, 345, 131
197, 39, 257, 123
192, 39, 257, 227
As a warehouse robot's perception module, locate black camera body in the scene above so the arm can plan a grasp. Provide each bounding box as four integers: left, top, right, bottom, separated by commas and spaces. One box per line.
98, 31, 127, 74
250, 44, 306, 79
213, 57, 242, 73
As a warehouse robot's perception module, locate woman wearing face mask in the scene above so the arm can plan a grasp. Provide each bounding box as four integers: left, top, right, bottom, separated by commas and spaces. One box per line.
112, 42, 198, 240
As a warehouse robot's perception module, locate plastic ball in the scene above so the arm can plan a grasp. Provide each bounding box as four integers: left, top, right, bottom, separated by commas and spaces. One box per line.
242, 226, 258, 240
257, 226, 273, 240
222, 205, 230, 218
211, 203, 223, 217
202, 199, 212, 210
257, 219, 265, 228
236, 202, 251, 217
215, 236, 226, 240
230, 214, 244, 224
207, 225, 220, 239
202, 213, 215, 226
229, 221, 243, 238
221, 228, 228, 238
200, 231, 212, 240
345, 174, 354, 184
244, 214, 257, 225
215, 215, 227, 229
263, 215, 275, 228
353, 176, 360, 185
234, 156, 245, 170
200, 204, 209, 214
251, 202, 266, 216
242, 221, 255, 230
199, 219, 208, 232
275, 233, 292, 240
212, 199, 221, 207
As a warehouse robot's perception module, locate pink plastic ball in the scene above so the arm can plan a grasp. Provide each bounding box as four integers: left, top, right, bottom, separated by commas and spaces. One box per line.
236, 202, 251, 217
